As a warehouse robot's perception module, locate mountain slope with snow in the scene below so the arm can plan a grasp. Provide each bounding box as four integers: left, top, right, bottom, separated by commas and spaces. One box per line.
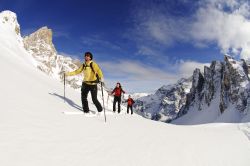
134, 56, 250, 125
134, 77, 192, 122
173, 57, 250, 125
0, 10, 250, 166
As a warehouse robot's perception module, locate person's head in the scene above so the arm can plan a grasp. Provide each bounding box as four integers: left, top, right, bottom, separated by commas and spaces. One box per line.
116, 82, 121, 88
128, 95, 131, 98
84, 52, 93, 61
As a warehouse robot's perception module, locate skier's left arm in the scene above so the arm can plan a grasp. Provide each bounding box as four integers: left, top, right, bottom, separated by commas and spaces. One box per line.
92, 62, 104, 81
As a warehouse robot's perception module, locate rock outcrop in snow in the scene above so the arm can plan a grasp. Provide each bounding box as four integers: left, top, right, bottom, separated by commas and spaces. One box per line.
23, 27, 57, 59
182, 56, 250, 114
134, 78, 192, 122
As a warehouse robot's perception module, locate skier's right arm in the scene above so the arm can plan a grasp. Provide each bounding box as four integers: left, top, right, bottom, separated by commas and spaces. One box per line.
65, 65, 84, 76
110, 88, 115, 95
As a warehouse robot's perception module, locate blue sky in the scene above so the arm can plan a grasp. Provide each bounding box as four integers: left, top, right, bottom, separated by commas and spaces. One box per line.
1, 0, 250, 93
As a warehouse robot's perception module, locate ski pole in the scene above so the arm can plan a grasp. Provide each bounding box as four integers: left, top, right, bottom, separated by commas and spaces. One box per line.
106, 93, 109, 108
64, 73, 66, 103
101, 82, 107, 122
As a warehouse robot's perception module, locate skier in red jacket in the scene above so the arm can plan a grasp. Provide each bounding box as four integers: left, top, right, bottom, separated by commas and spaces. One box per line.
126, 95, 135, 115
111, 82, 125, 113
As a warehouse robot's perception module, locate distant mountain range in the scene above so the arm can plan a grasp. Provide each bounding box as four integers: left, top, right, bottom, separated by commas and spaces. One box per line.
135, 55, 250, 124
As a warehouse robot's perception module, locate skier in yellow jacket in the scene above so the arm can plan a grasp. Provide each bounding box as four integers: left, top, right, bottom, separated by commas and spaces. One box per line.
65, 52, 104, 113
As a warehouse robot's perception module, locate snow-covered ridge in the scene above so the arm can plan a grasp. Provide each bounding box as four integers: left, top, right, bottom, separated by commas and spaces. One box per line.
0, 10, 21, 36
0, 10, 35, 67
134, 56, 250, 124
134, 77, 192, 122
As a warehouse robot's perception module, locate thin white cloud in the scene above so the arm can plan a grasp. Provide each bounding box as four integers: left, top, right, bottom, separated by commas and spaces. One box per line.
81, 35, 121, 51
53, 30, 70, 39
135, 45, 173, 66
101, 60, 177, 80
130, 3, 190, 48
178, 60, 210, 78
100, 59, 207, 93
136, 45, 157, 56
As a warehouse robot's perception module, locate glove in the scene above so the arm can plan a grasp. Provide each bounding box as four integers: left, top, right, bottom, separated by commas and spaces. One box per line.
59, 71, 65, 76
64, 72, 69, 77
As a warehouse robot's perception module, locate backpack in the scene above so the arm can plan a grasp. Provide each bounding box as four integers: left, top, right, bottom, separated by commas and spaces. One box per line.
83, 62, 100, 83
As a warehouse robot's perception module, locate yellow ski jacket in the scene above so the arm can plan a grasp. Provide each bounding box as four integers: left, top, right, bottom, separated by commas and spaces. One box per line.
65, 60, 103, 85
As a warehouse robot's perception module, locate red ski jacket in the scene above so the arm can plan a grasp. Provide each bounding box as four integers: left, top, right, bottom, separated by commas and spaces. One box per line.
112, 87, 125, 97
127, 98, 135, 106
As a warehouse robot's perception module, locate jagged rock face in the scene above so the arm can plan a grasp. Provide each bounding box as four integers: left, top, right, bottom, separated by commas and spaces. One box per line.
184, 55, 250, 115
23, 27, 57, 73
135, 55, 250, 123
159, 78, 193, 121
220, 56, 250, 113
23, 26, 83, 89
23, 27, 56, 55
184, 61, 223, 111
134, 78, 192, 122
185, 68, 205, 110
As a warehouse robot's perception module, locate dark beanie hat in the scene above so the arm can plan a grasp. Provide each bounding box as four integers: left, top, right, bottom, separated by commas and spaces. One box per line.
85, 52, 93, 60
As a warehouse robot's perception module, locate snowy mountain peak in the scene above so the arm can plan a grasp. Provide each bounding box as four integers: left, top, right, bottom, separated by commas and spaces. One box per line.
0, 10, 20, 36
134, 77, 192, 122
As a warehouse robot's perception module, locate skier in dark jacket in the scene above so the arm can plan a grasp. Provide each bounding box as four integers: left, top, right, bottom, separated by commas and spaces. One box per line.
126, 95, 135, 115
111, 82, 125, 113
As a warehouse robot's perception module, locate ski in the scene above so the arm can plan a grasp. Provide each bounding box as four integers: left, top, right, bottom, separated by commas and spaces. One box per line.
63, 111, 97, 117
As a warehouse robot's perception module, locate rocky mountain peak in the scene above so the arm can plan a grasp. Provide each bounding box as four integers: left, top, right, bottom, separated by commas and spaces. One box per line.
134, 77, 192, 122
135, 55, 250, 123
23, 26, 57, 57
22, 26, 83, 89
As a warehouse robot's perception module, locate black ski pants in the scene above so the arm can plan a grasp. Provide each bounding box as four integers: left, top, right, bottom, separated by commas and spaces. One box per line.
127, 105, 133, 114
81, 82, 102, 113
113, 96, 121, 113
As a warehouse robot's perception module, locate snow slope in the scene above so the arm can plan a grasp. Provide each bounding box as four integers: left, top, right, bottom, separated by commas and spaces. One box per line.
0, 10, 250, 166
